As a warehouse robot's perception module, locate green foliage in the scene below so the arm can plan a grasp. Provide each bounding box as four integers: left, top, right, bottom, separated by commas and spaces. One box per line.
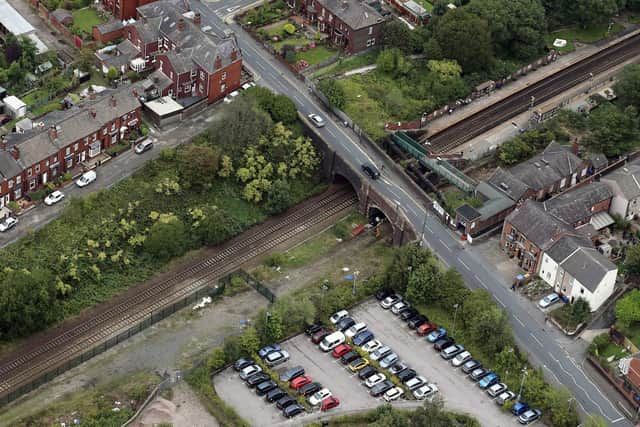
239, 326, 261, 354
317, 78, 346, 109
551, 298, 591, 329
377, 48, 412, 77
264, 179, 293, 215
584, 103, 640, 156
583, 414, 610, 427
616, 289, 640, 328
588, 332, 610, 356
461, 290, 514, 355
178, 144, 221, 190
207, 348, 228, 372
380, 20, 424, 54
499, 138, 534, 165
144, 216, 189, 261
247, 87, 298, 124
383, 244, 434, 294
106, 67, 118, 80
283, 23, 295, 34
442, 189, 482, 215
615, 64, 640, 111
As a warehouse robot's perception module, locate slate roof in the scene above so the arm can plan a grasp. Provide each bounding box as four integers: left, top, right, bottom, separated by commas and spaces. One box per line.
475, 181, 515, 218
96, 20, 124, 34
0, 151, 21, 180
456, 204, 481, 221
560, 247, 616, 292
50, 8, 72, 24
543, 182, 612, 225
505, 199, 571, 249
546, 234, 593, 264
601, 164, 640, 201
589, 153, 608, 170
316, 0, 386, 30
487, 167, 531, 201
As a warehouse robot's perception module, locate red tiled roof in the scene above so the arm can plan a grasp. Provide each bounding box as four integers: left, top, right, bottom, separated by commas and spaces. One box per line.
627, 358, 640, 388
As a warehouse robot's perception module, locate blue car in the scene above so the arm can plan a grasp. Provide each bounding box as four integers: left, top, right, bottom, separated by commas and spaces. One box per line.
511, 402, 529, 416
478, 373, 499, 389
426, 328, 447, 343
258, 344, 282, 359
353, 330, 375, 346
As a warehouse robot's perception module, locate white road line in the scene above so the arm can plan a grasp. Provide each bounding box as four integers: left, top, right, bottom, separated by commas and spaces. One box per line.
513, 315, 525, 327
543, 364, 561, 384
438, 239, 451, 251
255, 61, 266, 72
531, 333, 544, 347
326, 128, 337, 138
495, 295, 506, 308
612, 417, 626, 423
458, 259, 470, 271
474, 275, 488, 289
293, 94, 303, 104
574, 358, 622, 414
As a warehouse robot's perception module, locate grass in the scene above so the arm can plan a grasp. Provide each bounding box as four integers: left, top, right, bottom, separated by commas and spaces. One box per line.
313, 50, 379, 77
295, 46, 338, 65
600, 342, 627, 360
413, 0, 433, 12
272, 36, 311, 51
72, 8, 106, 36
336, 75, 393, 141
617, 322, 640, 349
544, 23, 624, 53
550, 304, 590, 331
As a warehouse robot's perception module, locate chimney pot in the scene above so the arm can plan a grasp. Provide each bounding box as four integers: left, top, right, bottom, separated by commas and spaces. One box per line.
194, 12, 201, 26
10, 146, 19, 160
214, 55, 222, 69
48, 125, 58, 140
177, 17, 185, 31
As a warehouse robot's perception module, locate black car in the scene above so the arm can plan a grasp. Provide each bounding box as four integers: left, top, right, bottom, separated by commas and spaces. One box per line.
361, 162, 381, 179
337, 317, 356, 332
299, 382, 322, 396
246, 373, 271, 388
276, 394, 297, 409
370, 380, 394, 397
234, 357, 255, 371
434, 337, 455, 351
283, 403, 305, 418
375, 288, 394, 301
340, 350, 360, 365
461, 359, 482, 374
266, 387, 287, 402
407, 315, 428, 329
280, 365, 305, 382
256, 380, 278, 396
400, 308, 419, 321
358, 365, 377, 380
389, 361, 408, 375
398, 368, 417, 383
469, 367, 489, 381
305, 322, 324, 336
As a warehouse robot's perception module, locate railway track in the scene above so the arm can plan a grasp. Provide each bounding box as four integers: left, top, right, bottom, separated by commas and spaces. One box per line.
0, 186, 357, 403
427, 33, 640, 153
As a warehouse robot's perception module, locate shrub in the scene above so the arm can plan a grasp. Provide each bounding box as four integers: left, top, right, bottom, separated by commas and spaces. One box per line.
283, 23, 295, 34
7, 201, 19, 211
159, 148, 176, 161
264, 252, 286, 267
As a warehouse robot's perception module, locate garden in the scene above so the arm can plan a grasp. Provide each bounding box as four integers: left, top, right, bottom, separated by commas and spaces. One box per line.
71, 8, 107, 38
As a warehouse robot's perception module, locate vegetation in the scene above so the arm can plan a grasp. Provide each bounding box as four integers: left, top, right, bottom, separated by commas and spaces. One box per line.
0, 34, 39, 94
442, 189, 482, 215
71, 8, 107, 37
242, 0, 290, 27
550, 298, 591, 330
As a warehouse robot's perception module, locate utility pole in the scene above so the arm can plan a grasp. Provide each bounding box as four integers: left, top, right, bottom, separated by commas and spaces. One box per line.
452, 303, 460, 336
517, 367, 528, 402
352, 270, 359, 296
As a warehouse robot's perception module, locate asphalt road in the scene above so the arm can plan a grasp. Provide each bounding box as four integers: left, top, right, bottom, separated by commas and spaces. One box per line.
191, 1, 630, 423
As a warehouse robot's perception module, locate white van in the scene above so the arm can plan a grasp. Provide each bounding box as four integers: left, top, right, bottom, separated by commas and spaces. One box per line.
76, 170, 97, 187
319, 331, 345, 352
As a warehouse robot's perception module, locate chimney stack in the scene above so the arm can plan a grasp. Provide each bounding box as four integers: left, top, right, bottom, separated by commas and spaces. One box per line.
0, 137, 6, 151
48, 125, 58, 141
110, 95, 117, 108
90, 108, 96, 119
10, 146, 19, 160
214, 55, 222, 70
231, 48, 237, 61
194, 12, 201, 26
177, 18, 185, 32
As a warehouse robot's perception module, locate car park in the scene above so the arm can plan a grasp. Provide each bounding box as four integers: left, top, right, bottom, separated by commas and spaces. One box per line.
290, 375, 312, 390
361, 162, 381, 180
241, 81, 257, 90
370, 380, 394, 397
320, 396, 340, 411
518, 409, 542, 424
405, 376, 427, 390
0, 216, 17, 232
311, 328, 331, 344
440, 344, 464, 360
487, 382, 508, 397
280, 366, 305, 382
266, 388, 287, 402
397, 368, 417, 383
353, 330, 374, 346
299, 382, 322, 396
265, 350, 290, 367
539, 293, 560, 309
44, 190, 65, 205
391, 301, 410, 314
330, 310, 349, 324
388, 361, 408, 376
413, 384, 438, 400
451, 351, 472, 367
305, 322, 324, 336
469, 367, 488, 381
375, 288, 394, 301
308, 388, 332, 406
276, 394, 297, 409
384, 387, 404, 401
478, 373, 499, 389
495, 390, 516, 405
240, 365, 262, 380
345, 322, 367, 338
380, 295, 401, 309
258, 344, 282, 359
348, 358, 369, 372
255, 380, 278, 396
337, 317, 356, 332
461, 359, 482, 374
76, 170, 97, 187
365, 373, 386, 388
407, 315, 428, 329
283, 403, 305, 418
340, 350, 360, 365
319, 331, 346, 352
307, 113, 325, 127
234, 357, 255, 371
380, 352, 399, 368
511, 402, 529, 416
331, 343, 352, 358
362, 339, 382, 353
426, 328, 447, 343
134, 139, 153, 154
371, 345, 392, 361
358, 365, 378, 380
433, 337, 455, 351
246, 373, 271, 387
400, 308, 419, 321
416, 322, 437, 336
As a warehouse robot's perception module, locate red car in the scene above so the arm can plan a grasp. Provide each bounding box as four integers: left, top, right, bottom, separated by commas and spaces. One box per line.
331, 343, 352, 358
311, 327, 331, 344
290, 374, 312, 390
416, 322, 437, 336
321, 396, 340, 411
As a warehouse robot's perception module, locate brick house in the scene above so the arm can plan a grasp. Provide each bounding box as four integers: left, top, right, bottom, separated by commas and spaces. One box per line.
0, 89, 141, 206
50, 9, 73, 31
455, 181, 515, 238
96, 1, 242, 104
93, 21, 125, 44
302, 0, 388, 53
102, 0, 155, 20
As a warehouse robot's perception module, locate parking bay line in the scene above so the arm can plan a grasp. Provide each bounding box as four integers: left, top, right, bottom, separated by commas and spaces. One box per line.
439, 239, 451, 251
513, 315, 525, 327
474, 275, 488, 289
494, 295, 506, 308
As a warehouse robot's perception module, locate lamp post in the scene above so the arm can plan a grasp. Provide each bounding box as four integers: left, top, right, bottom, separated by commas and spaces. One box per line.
419, 210, 429, 244
517, 367, 528, 402
452, 303, 460, 336
352, 270, 360, 296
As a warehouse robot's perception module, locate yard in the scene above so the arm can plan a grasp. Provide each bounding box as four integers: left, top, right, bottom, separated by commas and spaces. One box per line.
72, 8, 106, 37
258, 19, 338, 66
413, 0, 433, 12
312, 50, 379, 78
544, 23, 624, 53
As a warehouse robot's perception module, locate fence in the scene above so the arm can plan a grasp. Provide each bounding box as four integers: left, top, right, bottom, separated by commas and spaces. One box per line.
222, 269, 276, 302
0, 283, 225, 407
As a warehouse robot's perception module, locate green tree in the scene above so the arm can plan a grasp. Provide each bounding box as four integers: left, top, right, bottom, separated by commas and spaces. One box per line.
626, 244, 640, 277
198, 205, 238, 246
614, 64, 640, 110
178, 144, 220, 189
585, 103, 640, 156
406, 257, 442, 306
144, 216, 189, 261
240, 326, 260, 354
317, 79, 346, 109
206, 348, 227, 371
223, 335, 244, 361
616, 289, 640, 328
380, 20, 424, 53
263, 310, 284, 342
106, 66, 118, 80
545, 387, 580, 427
264, 179, 293, 215
269, 95, 297, 124
384, 245, 434, 294
499, 137, 534, 165
572, 0, 620, 27
18, 35, 37, 72
376, 48, 411, 76
520, 368, 549, 408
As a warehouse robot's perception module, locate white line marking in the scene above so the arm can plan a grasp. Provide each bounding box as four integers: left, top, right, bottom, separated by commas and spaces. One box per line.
513, 315, 525, 327
531, 333, 544, 347
543, 364, 561, 384
458, 259, 470, 270
293, 94, 303, 104
495, 296, 506, 308
612, 417, 625, 423
438, 239, 451, 251
326, 128, 337, 138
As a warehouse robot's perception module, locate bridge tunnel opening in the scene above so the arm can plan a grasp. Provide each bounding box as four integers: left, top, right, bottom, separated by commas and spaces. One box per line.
368, 206, 392, 237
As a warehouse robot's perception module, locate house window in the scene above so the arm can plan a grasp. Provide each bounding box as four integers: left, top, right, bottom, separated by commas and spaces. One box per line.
29, 179, 36, 190
368, 26, 373, 35
221, 83, 226, 93
14, 188, 21, 199
45, 160, 49, 167
170, 72, 173, 79
65, 147, 70, 156
184, 83, 191, 92
16, 176, 21, 185
103, 128, 108, 135
35, 164, 40, 173
322, 7, 325, 17
51, 156, 56, 163
221, 71, 227, 81
27, 168, 32, 177
128, 32, 132, 40
111, 122, 116, 131
8, 179, 13, 189
199, 83, 204, 92
74, 143, 79, 151
200, 71, 205, 80
191, 69, 196, 78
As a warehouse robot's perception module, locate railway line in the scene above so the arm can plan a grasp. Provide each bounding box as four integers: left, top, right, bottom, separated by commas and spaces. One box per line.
0, 186, 357, 404
426, 32, 640, 153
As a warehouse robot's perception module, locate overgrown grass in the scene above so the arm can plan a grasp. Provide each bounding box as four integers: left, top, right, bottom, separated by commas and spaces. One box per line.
72, 8, 106, 36
544, 23, 624, 53
295, 46, 338, 65
413, 0, 433, 12
272, 36, 311, 51
313, 50, 379, 77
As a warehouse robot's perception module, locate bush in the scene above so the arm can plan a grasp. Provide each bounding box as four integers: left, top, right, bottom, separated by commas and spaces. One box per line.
283, 23, 295, 34
7, 201, 19, 211
28, 188, 47, 201
317, 79, 346, 110
263, 252, 286, 267
144, 217, 189, 261
159, 148, 176, 161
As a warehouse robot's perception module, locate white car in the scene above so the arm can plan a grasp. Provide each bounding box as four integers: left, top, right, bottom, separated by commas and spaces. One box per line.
345, 322, 367, 338
265, 350, 289, 367
487, 383, 507, 397
365, 373, 386, 388
405, 375, 427, 391
330, 310, 349, 324
76, 170, 96, 187
241, 82, 257, 90
44, 190, 65, 206
239, 364, 262, 380
308, 388, 332, 406
391, 301, 410, 314
362, 339, 382, 353
0, 216, 17, 232
380, 295, 401, 309
370, 345, 392, 361
539, 293, 560, 308
451, 351, 472, 367
307, 113, 325, 127
383, 386, 404, 401
495, 390, 516, 405
413, 383, 438, 400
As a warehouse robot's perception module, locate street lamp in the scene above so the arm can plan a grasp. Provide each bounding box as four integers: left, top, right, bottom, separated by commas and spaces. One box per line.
352, 270, 360, 296
452, 303, 460, 336
517, 367, 528, 402
419, 210, 429, 244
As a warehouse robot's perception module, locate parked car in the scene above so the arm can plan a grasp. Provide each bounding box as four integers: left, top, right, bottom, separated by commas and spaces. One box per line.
44, 190, 65, 206
299, 382, 322, 396
319, 331, 346, 352
384, 387, 404, 401
370, 380, 394, 397
266, 388, 287, 402
258, 344, 282, 359
256, 380, 278, 396
283, 403, 305, 418
305, 322, 324, 336
353, 330, 374, 346
330, 310, 349, 324
495, 390, 516, 406
76, 170, 97, 187
0, 216, 18, 232
265, 350, 290, 367
276, 394, 297, 409
441, 344, 465, 360
362, 339, 383, 353
426, 328, 447, 343
308, 388, 332, 406
400, 308, 419, 321
405, 375, 427, 391
539, 293, 560, 308
246, 373, 271, 387
461, 359, 482, 374
416, 322, 437, 336
365, 373, 386, 388
469, 367, 489, 381
380, 294, 401, 309
397, 368, 417, 383
239, 365, 262, 380
307, 113, 325, 127
320, 396, 340, 411
348, 358, 369, 372
340, 350, 360, 365
511, 402, 530, 416
371, 346, 393, 361
290, 375, 312, 390
311, 327, 331, 344
433, 337, 455, 351
407, 315, 428, 329
345, 322, 367, 338
388, 361, 408, 376
134, 139, 153, 154
519, 409, 542, 425
234, 357, 254, 371
331, 343, 352, 358
358, 365, 377, 380
280, 366, 304, 382
241, 81, 257, 90
337, 317, 356, 332
487, 383, 508, 397
380, 352, 399, 369
361, 162, 381, 180
391, 301, 410, 314
478, 373, 499, 389
451, 351, 472, 367
413, 384, 438, 400
375, 288, 394, 301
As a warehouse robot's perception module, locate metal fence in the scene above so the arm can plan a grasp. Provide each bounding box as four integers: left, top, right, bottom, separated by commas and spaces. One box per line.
222, 269, 276, 303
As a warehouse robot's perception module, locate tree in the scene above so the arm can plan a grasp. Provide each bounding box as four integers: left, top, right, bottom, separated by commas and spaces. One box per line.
625, 244, 640, 277
432, 0, 449, 15
106, 66, 118, 80
269, 95, 297, 124
545, 387, 580, 427
585, 103, 640, 156
240, 326, 260, 354
376, 48, 411, 77
198, 205, 238, 246
616, 289, 640, 328
317, 79, 346, 109
384, 245, 434, 294
264, 179, 293, 214
144, 216, 189, 261
261, 310, 284, 342
178, 144, 220, 189
614, 64, 640, 110
380, 20, 424, 54
3, 33, 21, 64
572, 0, 619, 27
569, 297, 591, 324
583, 415, 609, 427
406, 257, 442, 305
18, 35, 37, 72
499, 137, 534, 165
432, 9, 494, 73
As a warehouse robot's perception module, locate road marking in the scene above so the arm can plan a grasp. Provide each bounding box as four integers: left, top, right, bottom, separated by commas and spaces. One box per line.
458, 259, 470, 271
293, 94, 303, 104
531, 333, 544, 347
495, 295, 506, 308
612, 417, 626, 423
543, 364, 561, 384
513, 315, 525, 327
326, 128, 337, 138
424, 224, 432, 232
474, 275, 488, 289
574, 358, 622, 414
438, 239, 451, 251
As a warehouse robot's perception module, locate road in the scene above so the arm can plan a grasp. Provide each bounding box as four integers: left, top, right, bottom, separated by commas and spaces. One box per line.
190, 0, 630, 423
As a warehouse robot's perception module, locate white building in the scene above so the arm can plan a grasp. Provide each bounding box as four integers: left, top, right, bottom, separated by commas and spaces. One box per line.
539, 235, 617, 311
3, 95, 26, 118
0, 0, 49, 54
601, 164, 640, 220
